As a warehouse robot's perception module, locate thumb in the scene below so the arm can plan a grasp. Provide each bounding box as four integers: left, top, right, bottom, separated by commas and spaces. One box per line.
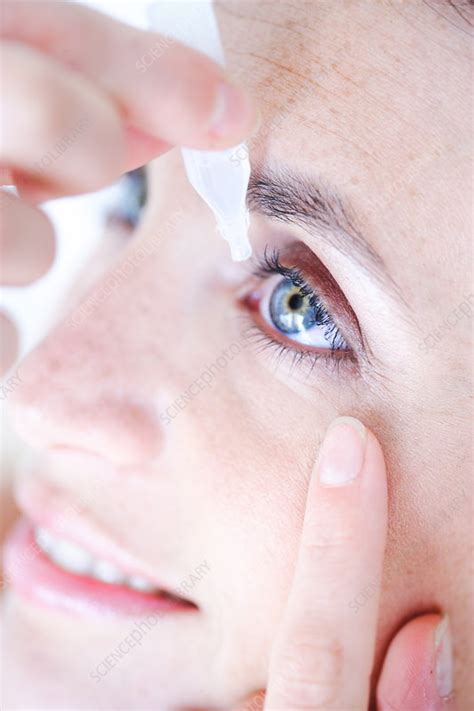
377, 613, 456, 710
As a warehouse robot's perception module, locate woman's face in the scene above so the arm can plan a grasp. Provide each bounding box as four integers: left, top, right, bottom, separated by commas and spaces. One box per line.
4, 1, 472, 708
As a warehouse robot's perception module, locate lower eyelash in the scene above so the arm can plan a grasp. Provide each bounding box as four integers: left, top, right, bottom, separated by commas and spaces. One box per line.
240, 320, 356, 380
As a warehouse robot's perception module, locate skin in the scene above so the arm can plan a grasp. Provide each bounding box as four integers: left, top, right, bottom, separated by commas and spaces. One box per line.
0, 0, 472, 709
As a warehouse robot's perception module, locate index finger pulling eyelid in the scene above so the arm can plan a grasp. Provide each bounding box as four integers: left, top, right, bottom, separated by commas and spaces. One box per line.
1, 1, 257, 150
265, 417, 388, 711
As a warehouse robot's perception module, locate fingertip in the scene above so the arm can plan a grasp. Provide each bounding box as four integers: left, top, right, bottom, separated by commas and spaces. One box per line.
377, 614, 456, 710
123, 126, 171, 172
137, 41, 258, 150
205, 80, 258, 149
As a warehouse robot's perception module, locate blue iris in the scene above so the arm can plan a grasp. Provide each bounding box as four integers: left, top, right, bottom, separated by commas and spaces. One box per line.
269, 279, 316, 334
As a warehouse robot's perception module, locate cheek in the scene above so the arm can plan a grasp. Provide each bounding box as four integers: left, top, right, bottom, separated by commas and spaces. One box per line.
181, 316, 353, 605
176, 387, 318, 684
191, 375, 319, 620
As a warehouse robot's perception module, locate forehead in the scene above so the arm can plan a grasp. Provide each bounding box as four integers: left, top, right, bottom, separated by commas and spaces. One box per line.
216, 0, 471, 292
216, 0, 470, 168
216, 0, 470, 129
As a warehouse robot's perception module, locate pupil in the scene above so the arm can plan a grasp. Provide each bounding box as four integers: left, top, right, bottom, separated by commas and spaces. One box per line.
288, 292, 303, 311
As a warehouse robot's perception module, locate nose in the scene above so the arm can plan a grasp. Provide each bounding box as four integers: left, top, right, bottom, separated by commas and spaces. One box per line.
9, 274, 166, 469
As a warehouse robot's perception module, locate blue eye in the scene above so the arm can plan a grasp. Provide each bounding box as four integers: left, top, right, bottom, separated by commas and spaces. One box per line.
269, 278, 316, 334
252, 248, 350, 354
262, 275, 348, 350
112, 168, 147, 228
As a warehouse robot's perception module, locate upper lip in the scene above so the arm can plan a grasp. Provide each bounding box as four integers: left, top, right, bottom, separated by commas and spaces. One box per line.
14, 477, 193, 602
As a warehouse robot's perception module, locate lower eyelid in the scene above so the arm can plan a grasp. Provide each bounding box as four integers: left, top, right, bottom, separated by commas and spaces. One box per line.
247, 306, 348, 357
239, 316, 359, 385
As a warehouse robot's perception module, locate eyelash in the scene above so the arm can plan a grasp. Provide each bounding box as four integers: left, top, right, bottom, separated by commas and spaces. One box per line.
243, 246, 355, 376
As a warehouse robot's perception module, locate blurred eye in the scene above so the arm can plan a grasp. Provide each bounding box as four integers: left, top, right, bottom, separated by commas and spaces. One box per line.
261, 274, 348, 350
110, 167, 147, 229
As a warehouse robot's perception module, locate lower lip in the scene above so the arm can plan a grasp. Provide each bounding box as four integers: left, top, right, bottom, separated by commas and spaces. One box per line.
3, 519, 197, 619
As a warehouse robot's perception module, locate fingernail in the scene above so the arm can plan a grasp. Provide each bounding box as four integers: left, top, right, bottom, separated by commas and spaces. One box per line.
210, 82, 255, 137
318, 416, 367, 487
435, 615, 454, 699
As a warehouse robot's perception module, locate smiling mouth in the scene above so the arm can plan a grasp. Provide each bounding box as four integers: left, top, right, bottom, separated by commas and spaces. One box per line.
33, 526, 176, 598
3, 519, 198, 618
6, 477, 201, 617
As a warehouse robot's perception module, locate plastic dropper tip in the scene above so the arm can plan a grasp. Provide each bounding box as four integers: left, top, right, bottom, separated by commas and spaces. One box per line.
218, 221, 252, 262
229, 241, 252, 262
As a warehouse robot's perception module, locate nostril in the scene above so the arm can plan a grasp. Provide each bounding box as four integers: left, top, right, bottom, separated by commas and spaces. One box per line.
10, 388, 164, 469
4, 311, 166, 470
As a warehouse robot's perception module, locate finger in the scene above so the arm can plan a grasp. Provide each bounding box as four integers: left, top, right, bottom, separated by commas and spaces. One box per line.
265, 416, 388, 710
123, 125, 171, 174
0, 191, 54, 284
8, 126, 169, 203
377, 614, 456, 711
0, 311, 19, 375
1, 1, 257, 151
0, 41, 127, 198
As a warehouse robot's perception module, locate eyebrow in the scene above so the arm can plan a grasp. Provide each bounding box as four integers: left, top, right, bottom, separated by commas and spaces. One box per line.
246, 166, 404, 302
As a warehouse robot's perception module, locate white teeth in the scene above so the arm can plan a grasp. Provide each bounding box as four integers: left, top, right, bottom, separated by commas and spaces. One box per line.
48, 538, 93, 576
35, 527, 55, 552
92, 559, 126, 586
127, 575, 156, 593
36, 527, 92, 575
34, 526, 157, 594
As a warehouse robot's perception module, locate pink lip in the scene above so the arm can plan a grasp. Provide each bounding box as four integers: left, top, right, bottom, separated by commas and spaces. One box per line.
3, 519, 197, 618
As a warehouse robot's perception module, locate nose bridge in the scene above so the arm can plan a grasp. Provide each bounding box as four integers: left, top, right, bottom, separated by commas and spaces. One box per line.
10, 234, 181, 468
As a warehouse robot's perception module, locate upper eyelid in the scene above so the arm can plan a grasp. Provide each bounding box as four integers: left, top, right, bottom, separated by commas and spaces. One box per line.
247, 166, 407, 307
